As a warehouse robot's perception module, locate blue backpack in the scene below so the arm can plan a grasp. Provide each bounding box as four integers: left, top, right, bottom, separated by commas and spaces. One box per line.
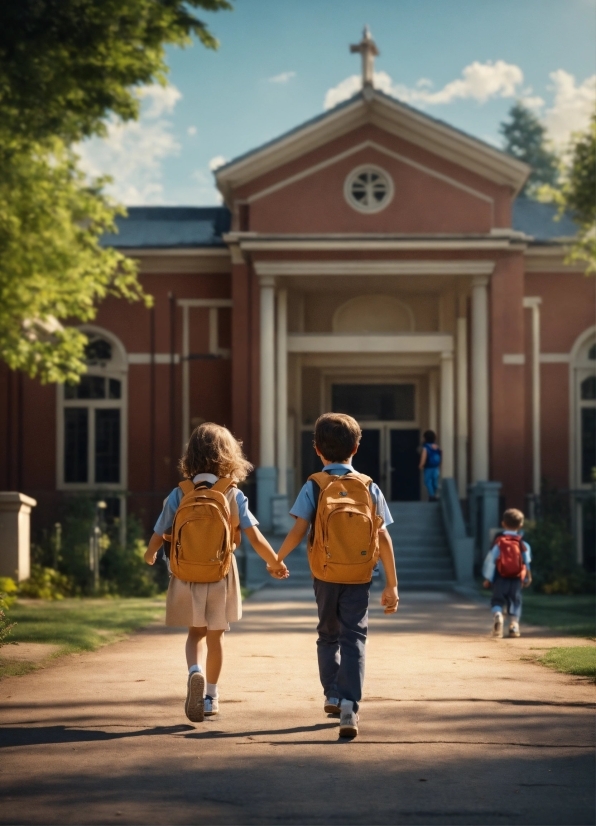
424, 444, 442, 468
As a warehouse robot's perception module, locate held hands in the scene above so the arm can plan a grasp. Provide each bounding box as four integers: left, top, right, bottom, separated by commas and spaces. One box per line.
522, 572, 532, 589
381, 585, 399, 614
267, 560, 290, 579
483, 579, 492, 589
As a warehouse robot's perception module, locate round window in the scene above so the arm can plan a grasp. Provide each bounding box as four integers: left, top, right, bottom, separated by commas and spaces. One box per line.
344, 165, 394, 213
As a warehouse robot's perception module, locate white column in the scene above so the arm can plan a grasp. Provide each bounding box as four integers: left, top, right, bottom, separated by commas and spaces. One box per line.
259, 277, 276, 468
440, 351, 454, 477
523, 297, 542, 496
276, 289, 288, 494
181, 303, 190, 448
429, 370, 438, 434
471, 276, 489, 481
0, 492, 36, 581
456, 314, 468, 497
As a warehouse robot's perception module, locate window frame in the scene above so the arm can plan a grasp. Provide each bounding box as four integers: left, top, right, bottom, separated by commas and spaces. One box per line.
343, 164, 395, 214
570, 326, 596, 490
56, 325, 128, 491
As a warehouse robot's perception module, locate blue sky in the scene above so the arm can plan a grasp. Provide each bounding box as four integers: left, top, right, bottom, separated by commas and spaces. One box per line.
78, 0, 596, 205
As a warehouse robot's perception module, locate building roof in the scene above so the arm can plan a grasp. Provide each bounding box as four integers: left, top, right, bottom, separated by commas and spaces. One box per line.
512, 198, 578, 242
100, 206, 231, 249
100, 200, 576, 249
215, 89, 530, 200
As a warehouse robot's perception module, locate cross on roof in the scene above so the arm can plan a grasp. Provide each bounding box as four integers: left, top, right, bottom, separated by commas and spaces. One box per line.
350, 26, 379, 87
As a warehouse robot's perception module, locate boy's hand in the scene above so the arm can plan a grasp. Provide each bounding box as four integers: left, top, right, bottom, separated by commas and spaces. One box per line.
381, 586, 399, 614
483, 579, 492, 589
267, 561, 289, 579
144, 548, 157, 565
523, 572, 532, 589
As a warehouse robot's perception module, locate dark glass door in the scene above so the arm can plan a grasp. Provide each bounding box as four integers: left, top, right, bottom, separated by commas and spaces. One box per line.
355, 429, 381, 486
390, 429, 420, 501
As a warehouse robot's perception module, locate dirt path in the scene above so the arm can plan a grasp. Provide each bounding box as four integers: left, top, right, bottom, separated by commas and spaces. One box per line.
0, 588, 594, 825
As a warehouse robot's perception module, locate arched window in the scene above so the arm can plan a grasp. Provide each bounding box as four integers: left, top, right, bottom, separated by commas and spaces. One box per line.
571, 329, 596, 488
57, 327, 128, 489
333, 295, 415, 333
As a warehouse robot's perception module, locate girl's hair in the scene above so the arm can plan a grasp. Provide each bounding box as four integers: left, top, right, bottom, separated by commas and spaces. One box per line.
178, 422, 253, 482
423, 430, 436, 443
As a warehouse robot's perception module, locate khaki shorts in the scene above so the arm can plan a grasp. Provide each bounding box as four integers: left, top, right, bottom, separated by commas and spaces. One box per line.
165, 575, 229, 630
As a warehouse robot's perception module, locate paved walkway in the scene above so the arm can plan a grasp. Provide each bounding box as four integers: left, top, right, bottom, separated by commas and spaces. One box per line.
0, 588, 594, 825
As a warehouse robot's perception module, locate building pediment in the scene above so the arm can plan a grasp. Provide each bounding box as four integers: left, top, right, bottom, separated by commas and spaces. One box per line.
215, 90, 530, 203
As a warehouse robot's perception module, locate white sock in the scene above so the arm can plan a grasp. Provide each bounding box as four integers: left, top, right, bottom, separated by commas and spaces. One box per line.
340, 699, 353, 714
206, 682, 218, 698
188, 664, 202, 676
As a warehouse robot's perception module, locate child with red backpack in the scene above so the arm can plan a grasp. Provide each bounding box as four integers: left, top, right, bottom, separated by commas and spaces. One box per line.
483, 508, 532, 638
144, 423, 287, 722
275, 413, 399, 739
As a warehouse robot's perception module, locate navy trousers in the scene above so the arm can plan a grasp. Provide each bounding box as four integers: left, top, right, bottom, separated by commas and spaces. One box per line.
491, 574, 523, 618
313, 578, 370, 712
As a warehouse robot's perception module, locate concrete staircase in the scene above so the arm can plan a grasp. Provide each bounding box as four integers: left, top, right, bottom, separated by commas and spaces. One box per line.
387, 501, 456, 589
248, 501, 456, 592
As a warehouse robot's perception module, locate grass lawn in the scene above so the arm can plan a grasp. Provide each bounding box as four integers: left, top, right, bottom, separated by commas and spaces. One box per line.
521, 593, 595, 638
0, 598, 165, 679
539, 647, 596, 682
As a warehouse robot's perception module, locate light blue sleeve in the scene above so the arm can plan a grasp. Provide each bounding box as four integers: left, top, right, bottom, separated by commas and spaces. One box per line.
236, 489, 259, 530
490, 544, 500, 561
370, 483, 393, 527
289, 481, 317, 523
154, 488, 182, 535
521, 539, 532, 566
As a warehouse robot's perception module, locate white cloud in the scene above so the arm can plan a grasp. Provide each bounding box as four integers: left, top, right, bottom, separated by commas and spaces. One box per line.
208, 155, 228, 171
76, 84, 182, 204
187, 126, 197, 136
268, 71, 296, 84
324, 60, 525, 110
543, 70, 596, 148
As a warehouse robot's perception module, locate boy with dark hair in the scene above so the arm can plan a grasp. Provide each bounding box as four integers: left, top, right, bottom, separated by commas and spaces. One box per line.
274, 413, 399, 739
483, 508, 532, 638
419, 429, 442, 501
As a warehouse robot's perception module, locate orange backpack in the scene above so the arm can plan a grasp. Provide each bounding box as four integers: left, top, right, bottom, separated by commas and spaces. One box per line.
307, 471, 383, 584
165, 478, 239, 583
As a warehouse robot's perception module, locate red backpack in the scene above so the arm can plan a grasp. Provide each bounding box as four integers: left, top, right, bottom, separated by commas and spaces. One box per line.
495, 534, 527, 579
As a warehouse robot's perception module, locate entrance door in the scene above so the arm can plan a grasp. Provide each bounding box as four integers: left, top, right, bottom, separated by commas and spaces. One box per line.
390, 429, 420, 501
329, 383, 420, 501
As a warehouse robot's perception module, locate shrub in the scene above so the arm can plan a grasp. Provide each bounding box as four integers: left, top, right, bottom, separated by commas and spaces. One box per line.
0, 593, 16, 648
524, 500, 594, 595
18, 564, 74, 600
0, 577, 18, 608
99, 515, 163, 597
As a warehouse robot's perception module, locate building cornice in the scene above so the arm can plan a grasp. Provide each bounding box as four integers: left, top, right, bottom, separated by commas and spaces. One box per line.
254, 259, 496, 277
119, 247, 231, 274
224, 233, 526, 253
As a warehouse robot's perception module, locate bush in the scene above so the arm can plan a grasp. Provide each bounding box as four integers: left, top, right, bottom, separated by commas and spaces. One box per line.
524, 505, 594, 595
0, 577, 18, 608
32, 496, 168, 597
0, 593, 16, 648
18, 564, 74, 600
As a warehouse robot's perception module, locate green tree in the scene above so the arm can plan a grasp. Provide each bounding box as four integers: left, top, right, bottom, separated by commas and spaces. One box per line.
539, 113, 596, 274
0, 0, 231, 382
500, 102, 559, 196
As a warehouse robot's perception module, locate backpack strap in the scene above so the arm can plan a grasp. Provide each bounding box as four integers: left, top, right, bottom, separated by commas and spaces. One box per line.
178, 480, 195, 496
211, 477, 237, 495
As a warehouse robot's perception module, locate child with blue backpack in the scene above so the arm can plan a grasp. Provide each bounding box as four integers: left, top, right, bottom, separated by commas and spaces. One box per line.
419, 429, 442, 501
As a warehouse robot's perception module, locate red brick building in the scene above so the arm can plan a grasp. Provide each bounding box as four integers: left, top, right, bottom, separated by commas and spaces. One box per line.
2, 75, 594, 563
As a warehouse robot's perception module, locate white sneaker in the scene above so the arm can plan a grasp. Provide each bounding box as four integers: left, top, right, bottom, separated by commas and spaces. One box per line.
509, 622, 521, 638
185, 671, 205, 722
492, 612, 504, 638
204, 695, 219, 715
324, 696, 341, 714
339, 700, 359, 739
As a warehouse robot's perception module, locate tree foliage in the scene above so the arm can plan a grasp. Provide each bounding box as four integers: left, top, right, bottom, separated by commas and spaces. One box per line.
0, 0, 232, 143
538, 112, 596, 274
0, 0, 231, 382
500, 102, 559, 195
